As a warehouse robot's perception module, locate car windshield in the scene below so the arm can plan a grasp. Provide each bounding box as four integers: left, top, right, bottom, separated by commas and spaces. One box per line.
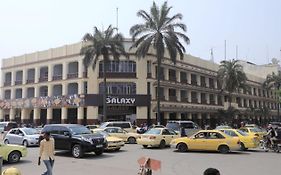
0, 124, 5, 128
22, 128, 39, 135
237, 130, 248, 136
69, 126, 92, 135
145, 129, 161, 135
99, 123, 108, 129
250, 128, 262, 132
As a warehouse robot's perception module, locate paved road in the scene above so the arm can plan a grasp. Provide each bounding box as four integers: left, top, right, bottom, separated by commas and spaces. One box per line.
2, 144, 281, 175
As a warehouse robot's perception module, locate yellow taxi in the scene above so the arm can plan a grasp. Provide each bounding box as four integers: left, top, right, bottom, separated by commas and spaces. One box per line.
94, 127, 139, 144
219, 129, 259, 150
240, 127, 266, 141
137, 128, 179, 148
0, 143, 27, 163
94, 131, 125, 151
170, 130, 241, 153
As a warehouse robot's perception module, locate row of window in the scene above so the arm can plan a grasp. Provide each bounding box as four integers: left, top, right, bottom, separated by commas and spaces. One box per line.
99, 61, 136, 73
4, 62, 85, 86
3, 82, 88, 99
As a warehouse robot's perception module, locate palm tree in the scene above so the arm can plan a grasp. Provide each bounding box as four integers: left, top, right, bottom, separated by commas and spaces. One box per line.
263, 71, 281, 120
129, 1, 190, 125
217, 59, 248, 107
217, 107, 240, 126
80, 25, 127, 122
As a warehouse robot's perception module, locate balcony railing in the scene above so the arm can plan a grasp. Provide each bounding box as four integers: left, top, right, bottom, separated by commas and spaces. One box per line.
201, 99, 207, 104
99, 72, 136, 78
53, 75, 62, 81
26, 79, 34, 84
181, 97, 189, 103
210, 100, 216, 105
209, 84, 215, 89
169, 96, 177, 102
39, 76, 48, 82
15, 80, 23, 85
169, 76, 177, 82
4, 81, 11, 86
201, 82, 206, 87
180, 79, 188, 84
191, 80, 197, 86
191, 98, 198, 103
158, 96, 166, 101
67, 72, 78, 79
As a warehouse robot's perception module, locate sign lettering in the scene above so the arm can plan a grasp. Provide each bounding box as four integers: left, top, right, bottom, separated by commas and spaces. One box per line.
106, 96, 136, 105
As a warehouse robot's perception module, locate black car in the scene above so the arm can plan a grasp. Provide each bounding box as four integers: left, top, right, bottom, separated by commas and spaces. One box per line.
41, 124, 107, 158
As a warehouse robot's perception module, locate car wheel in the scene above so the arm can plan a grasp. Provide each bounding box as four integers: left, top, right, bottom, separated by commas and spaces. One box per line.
218, 145, 230, 154
143, 145, 148, 148
4, 139, 9, 144
159, 140, 166, 149
177, 143, 188, 152
72, 144, 84, 158
94, 149, 103, 156
115, 148, 121, 151
128, 137, 136, 144
240, 143, 247, 151
8, 151, 21, 163
23, 140, 28, 147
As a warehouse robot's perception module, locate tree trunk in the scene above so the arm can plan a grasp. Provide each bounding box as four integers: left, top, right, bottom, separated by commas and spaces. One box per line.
102, 58, 108, 122
156, 56, 161, 125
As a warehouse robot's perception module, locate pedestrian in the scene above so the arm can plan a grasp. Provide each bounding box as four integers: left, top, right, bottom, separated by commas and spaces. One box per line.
203, 168, 220, 175
180, 127, 187, 137
38, 132, 55, 175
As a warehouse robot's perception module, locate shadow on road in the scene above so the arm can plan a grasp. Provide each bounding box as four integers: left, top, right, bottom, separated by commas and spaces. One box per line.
2, 160, 33, 166
54, 151, 114, 159
173, 150, 250, 155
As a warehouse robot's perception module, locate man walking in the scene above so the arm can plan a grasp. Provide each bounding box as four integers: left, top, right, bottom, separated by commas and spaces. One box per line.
38, 132, 55, 175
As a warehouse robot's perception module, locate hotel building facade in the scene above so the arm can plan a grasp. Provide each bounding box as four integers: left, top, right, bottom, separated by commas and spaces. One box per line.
0, 40, 279, 128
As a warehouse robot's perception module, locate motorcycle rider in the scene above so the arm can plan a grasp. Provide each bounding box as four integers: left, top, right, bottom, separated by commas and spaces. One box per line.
267, 124, 278, 147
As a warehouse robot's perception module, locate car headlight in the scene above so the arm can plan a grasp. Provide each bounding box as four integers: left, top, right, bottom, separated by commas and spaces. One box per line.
82, 137, 93, 144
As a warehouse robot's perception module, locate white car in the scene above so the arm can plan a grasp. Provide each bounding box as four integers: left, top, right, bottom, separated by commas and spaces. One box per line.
4, 128, 40, 147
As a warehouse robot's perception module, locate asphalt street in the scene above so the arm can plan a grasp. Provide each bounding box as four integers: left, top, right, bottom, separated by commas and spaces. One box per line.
2, 144, 281, 175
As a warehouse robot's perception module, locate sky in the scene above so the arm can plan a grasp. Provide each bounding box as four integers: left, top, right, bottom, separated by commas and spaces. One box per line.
0, 0, 281, 65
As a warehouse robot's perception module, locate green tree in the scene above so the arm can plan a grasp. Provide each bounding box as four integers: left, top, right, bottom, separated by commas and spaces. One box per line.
217, 107, 240, 125
263, 71, 281, 119
129, 1, 190, 124
80, 25, 128, 122
217, 59, 248, 106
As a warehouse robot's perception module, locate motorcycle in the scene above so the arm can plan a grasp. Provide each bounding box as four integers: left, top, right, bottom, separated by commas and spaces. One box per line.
260, 135, 281, 152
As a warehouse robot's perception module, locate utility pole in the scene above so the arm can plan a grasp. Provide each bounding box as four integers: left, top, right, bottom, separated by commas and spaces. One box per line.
116, 7, 119, 33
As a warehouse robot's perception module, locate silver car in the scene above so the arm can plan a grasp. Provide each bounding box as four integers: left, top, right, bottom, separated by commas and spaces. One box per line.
4, 128, 40, 146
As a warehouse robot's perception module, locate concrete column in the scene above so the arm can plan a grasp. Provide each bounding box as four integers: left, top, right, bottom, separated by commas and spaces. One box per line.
0, 109, 4, 121
164, 88, 169, 100
136, 107, 148, 125
48, 65, 53, 82
63, 62, 69, 80
62, 84, 68, 95
188, 113, 192, 120
197, 92, 201, 103
86, 106, 99, 124
77, 107, 84, 124
187, 73, 191, 84
206, 93, 210, 104
47, 108, 53, 124
78, 81, 83, 94
34, 86, 40, 97
22, 88, 27, 98
206, 77, 210, 87
34, 67, 39, 83
61, 107, 67, 124
215, 94, 218, 105
176, 70, 180, 82
176, 89, 180, 102
196, 75, 201, 86
164, 112, 169, 120
33, 108, 40, 126
214, 79, 218, 89
9, 109, 16, 121
48, 84, 53, 96
188, 91, 192, 103
22, 69, 27, 85
78, 60, 84, 78
241, 98, 244, 107
11, 71, 15, 86
21, 109, 29, 123
176, 113, 181, 120
164, 68, 169, 80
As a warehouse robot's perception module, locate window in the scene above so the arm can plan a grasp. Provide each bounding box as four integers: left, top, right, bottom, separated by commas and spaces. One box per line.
99, 60, 136, 73
4, 90, 11, 99
180, 72, 187, 83
147, 61, 151, 73
100, 82, 136, 95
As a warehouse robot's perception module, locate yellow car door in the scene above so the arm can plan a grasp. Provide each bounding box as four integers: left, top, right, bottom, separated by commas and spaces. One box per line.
204, 132, 225, 151
188, 132, 208, 150
161, 129, 173, 144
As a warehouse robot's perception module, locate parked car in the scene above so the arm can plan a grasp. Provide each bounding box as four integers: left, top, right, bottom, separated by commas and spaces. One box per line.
0, 143, 27, 163
0, 122, 18, 133
4, 127, 40, 146
219, 129, 259, 150
94, 131, 125, 151
215, 125, 232, 130
170, 130, 241, 153
86, 125, 100, 131
166, 121, 200, 136
137, 128, 179, 148
99, 121, 136, 133
95, 127, 139, 144
41, 124, 107, 158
